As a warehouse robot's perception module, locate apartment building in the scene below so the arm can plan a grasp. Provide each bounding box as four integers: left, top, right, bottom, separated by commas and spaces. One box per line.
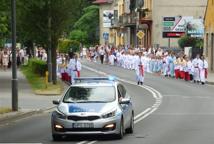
204, 0, 214, 72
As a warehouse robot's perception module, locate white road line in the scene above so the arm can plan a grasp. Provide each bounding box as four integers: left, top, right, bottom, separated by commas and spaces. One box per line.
76, 141, 88, 144
78, 65, 163, 144
134, 108, 151, 120
87, 141, 97, 144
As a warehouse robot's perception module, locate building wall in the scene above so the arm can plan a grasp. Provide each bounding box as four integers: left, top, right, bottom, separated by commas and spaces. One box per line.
152, 0, 207, 48
99, 4, 113, 45
204, 0, 214, 72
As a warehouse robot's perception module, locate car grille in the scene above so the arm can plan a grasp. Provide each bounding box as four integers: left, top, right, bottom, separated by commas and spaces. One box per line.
67, 115, 100, 121
64, 128, 115, 132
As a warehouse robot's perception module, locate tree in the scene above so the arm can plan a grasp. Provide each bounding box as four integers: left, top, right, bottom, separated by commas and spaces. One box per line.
178, 35, 204, 49
71, 5, 99, 45
0, 0, 10, 48
58, 39, 80, 53
69, 30, 87, 45
17, 0, 91, 84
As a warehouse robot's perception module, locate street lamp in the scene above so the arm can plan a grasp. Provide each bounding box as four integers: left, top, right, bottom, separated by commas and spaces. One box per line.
11, 0, 18, 111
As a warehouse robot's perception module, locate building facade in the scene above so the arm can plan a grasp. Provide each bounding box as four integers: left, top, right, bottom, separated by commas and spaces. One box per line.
95, 0, 207, 50
94, 0, 114, 45
94, 0, 152, 48
204, 0, 214, 72
152, 0, 207, 48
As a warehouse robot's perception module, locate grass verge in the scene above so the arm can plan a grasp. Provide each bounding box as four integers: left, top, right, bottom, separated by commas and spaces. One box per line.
0, 107, 12, 114
21, 65, 63, 95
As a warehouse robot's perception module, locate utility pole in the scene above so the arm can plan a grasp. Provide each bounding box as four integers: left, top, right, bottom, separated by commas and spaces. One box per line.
168, 38, 171, 49
11, 0, 18, 111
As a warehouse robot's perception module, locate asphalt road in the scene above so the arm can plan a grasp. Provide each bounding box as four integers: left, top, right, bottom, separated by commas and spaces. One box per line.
0, 60, 214, 144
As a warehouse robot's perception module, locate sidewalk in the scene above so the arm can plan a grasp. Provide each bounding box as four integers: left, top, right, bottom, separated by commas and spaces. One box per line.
0, 69, 62, 111
207, 72, 214, 85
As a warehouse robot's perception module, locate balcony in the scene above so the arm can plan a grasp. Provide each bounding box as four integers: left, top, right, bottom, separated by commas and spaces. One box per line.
140, 9, 152, 25
111, 18, 120, 28
121, 13, 137, 27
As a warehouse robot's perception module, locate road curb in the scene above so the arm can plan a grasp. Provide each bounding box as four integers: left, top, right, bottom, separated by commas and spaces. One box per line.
0, 106, 55, 126
207, 81, 214, 85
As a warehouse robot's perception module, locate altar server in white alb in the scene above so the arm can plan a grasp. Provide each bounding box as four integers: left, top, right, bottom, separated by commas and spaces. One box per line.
68, 54, 81, 84
192, 54, 202, 83
135, 52, 144, 85
199, 55, 208, 85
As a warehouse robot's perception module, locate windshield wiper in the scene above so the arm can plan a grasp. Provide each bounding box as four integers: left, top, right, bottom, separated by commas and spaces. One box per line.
63, 100, 75, 103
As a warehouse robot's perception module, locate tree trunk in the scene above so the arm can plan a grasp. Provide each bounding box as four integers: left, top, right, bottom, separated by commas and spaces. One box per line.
51, 39, 57, 85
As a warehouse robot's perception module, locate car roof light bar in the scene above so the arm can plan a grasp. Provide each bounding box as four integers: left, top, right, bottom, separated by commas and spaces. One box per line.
74, 76, 116, 83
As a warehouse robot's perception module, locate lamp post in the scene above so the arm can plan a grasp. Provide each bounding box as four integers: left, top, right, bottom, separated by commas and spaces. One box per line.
11, 0, 18, 111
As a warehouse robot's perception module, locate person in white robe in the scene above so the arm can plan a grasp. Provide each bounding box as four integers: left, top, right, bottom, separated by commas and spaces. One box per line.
135, 52, 144, 85
68, 54, 81, 84
199, 55, 208, 85
109, 53, 116, 65
192, 54, 202, 83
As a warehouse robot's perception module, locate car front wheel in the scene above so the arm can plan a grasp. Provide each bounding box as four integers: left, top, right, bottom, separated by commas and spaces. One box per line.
115, 118, 124, 139
126, 113, 134, 134
52, 134, 62, 141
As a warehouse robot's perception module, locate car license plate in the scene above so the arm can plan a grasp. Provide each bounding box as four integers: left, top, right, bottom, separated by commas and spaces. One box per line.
72, 123, 94, 128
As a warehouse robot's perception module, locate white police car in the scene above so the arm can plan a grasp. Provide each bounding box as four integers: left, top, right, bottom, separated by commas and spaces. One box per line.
51, 77, 134, 141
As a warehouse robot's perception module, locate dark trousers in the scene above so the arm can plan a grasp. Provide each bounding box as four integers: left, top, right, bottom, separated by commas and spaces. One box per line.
100, 55, 104, 64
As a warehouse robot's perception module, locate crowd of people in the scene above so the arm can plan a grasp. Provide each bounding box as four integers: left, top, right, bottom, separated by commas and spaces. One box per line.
82, 45, 208, 85
0, 47, 26, 71
2, 45, 207, 86
56, 52, 82, 84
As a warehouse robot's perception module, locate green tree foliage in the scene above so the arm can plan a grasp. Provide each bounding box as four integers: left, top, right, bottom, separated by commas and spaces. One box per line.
69, 30, 87, 44
71, 5, 99, 45
0, 0, 10, 47
16, 0, 90, 84
178, 35, 204, 49
58, 39, 80, 53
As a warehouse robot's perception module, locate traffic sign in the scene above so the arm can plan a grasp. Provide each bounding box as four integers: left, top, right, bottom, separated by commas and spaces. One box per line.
103, 32, 109, 40
137, 31, 145, 39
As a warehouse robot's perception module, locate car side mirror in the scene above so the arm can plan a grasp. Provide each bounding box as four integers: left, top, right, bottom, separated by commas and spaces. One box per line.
119, 98, 131, 104
53, 100, 60, 105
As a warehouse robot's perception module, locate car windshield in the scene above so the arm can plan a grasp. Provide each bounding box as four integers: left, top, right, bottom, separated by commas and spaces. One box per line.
63, 86, 115, 103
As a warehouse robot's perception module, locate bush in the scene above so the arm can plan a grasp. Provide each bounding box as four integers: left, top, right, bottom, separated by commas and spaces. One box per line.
28, 58, 47, 76
178, 35, 204, 49
58, 39, 80, 53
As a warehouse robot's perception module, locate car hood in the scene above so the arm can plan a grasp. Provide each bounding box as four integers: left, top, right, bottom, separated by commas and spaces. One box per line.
58, 102, 116, 115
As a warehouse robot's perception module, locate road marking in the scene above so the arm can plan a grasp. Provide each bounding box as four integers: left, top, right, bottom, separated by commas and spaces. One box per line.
163, 95, 212, 99
76, 141, 88, 144
134, 108, 151, 120
87, 141, 97, 144
75, 65, 163, 144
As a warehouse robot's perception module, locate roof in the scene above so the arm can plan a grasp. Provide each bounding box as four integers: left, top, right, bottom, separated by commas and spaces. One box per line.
93, 0, 113, 4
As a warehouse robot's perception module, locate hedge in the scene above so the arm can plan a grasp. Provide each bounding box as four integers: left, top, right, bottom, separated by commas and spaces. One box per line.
28, 58, 47, 76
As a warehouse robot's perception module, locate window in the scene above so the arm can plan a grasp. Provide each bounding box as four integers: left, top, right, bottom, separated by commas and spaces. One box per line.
63, 86, 116, 103
118, 84, 127, 98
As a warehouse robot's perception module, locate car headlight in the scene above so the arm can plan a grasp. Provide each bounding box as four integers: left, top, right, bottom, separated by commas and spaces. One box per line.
102, 110, 116, 119
55, 108, 66, 119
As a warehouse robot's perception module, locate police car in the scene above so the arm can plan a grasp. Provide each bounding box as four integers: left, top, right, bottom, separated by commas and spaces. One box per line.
51, 77, 134, 141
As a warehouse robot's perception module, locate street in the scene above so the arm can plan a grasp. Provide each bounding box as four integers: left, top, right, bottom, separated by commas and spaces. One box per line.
0, 60, 214, 144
